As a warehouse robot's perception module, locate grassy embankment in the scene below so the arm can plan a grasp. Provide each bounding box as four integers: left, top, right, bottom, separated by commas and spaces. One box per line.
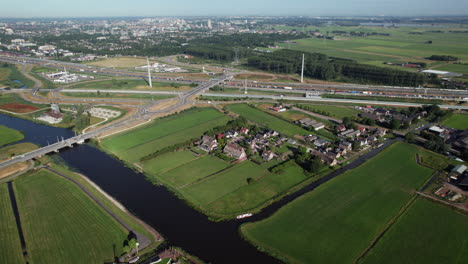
241, 142, 435, 264
0, 125, 24, 147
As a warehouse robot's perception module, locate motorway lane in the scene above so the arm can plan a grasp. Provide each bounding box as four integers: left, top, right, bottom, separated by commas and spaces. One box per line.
203, 93, 468, 110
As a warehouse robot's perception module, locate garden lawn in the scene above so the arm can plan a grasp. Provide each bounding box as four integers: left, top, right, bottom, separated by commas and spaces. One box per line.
441, 114, 468, 130
0, 183, 24, 264
362, 198, 468, 264
227, 104, 310, 137
241, 142, 434, 264
0, 125, 24, 147
14, 169, 129, 264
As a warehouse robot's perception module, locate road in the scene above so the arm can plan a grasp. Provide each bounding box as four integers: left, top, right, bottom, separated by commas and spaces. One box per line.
203, 93, 468, 110
1, 54, 467, 99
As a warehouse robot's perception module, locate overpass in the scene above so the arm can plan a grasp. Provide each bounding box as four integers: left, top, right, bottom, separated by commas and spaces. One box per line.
0, 73, 233, 169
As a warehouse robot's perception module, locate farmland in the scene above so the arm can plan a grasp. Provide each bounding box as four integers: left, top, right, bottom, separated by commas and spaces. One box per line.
441, 113, 468, 130
361, 198, 468, 264
240, 142, 434, 264
14, 169, 129, 264
227, 104, 310, 137
0, 184, 23, 264
278, 26, 468, 65
0, 125, 24, 147
0, 103, 40, 113
101, 107, 231, 162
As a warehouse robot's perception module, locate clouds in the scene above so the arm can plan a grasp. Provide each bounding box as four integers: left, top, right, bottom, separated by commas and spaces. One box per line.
1, 0, 467, 17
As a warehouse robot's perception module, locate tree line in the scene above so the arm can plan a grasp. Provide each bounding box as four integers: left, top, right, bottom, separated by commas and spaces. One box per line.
246, 49, 431, 86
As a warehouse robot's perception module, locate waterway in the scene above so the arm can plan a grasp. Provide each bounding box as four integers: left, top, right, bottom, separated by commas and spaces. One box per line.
0, 113, 399, 263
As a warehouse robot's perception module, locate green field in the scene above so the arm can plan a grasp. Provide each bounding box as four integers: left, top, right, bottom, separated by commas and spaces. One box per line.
227, 104, 310, 137
278, 26, 468, 65
0, 125, 24, 147
442, 113, 468, 129
297, 103, 360, 119
0, 184, 24, 263
362, 198, 468, 264
241, 142, 434, 264
61, 92, 175, 100
0, 93, 48, 109
14, 169, 129, 264
101, 108, 231, 162
70, 79, 193, 91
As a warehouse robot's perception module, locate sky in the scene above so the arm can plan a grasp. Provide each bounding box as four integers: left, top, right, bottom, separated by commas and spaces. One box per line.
1, 0, 468, 18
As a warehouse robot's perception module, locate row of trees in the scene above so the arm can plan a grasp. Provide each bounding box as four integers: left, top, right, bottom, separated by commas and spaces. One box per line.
426, 55, 458, 61
247, 49, 429, 86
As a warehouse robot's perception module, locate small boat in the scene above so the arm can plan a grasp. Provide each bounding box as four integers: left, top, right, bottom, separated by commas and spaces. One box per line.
236, 213, 253, 219
129, 256, 140, 263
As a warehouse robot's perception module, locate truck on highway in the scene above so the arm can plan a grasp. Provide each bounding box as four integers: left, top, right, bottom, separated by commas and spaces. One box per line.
283, 86, 292, 90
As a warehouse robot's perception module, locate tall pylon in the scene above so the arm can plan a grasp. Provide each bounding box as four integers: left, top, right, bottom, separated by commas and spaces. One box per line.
147, 57, 153, 88
301, 54, 305, 83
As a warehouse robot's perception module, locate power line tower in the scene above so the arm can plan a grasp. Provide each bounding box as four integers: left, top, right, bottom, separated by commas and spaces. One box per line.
301, 54, 305, 83
146, 57, 152, 88
233, 48, 239, 65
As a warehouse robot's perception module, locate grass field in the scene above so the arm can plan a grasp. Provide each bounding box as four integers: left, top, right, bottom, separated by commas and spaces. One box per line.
297, 103, 360, 119
14, 169, 129, 264
70, 79, 193, 91
0, 183, 24, 264
361, 198, 468, 264
0, 125, 24, 147
0, 67, 11, 82
61, 92, 175, 100
441, 113, 468, 130
227, 104, 310, 137
101, 108, 231, 162
241, 142, 434, 264
0, 94, 48, 110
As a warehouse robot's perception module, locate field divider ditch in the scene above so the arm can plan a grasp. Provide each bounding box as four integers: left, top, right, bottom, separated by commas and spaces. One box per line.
176, 162, 238, 189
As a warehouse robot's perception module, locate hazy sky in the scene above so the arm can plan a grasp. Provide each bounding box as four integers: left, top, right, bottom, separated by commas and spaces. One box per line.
1, 0, 468, 18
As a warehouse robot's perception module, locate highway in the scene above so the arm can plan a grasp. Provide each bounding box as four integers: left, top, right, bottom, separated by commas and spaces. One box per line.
203, 93, 468, 110
1, 53, 467, 99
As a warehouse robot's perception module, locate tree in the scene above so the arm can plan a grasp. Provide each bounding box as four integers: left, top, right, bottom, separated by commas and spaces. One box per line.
405, 132, 416, 143
390, 119, 401, 130
352, 141, 360, 151
129, 238, 139, 255
122, 245, 131, 258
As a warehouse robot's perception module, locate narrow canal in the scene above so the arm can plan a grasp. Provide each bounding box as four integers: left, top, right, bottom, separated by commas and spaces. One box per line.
0, 114, 398, 263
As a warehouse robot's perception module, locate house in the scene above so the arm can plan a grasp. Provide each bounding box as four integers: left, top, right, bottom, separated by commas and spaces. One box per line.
339, 141, 352, 151
375, 128, 387, 137
262, 150, 276, 161
239, 127, 249, 135
271, 106, 286, 112
314, 138, 330, 148
393, 114, 413, 124
360, 112, 382, 122
217, 133, 225, 140
375, 108, 390, 116
297, 118, 325, 131
347, 130, 361, 139
336, 124, 347, 133
358, 126, 366, 133
358, 138, 368, 147
199, 136, 218, 152
305, 135, 318, 142
449, 165, 467, 180
37, 110, 64, 124
224, 143, 247, 161
367, 135, 377, 142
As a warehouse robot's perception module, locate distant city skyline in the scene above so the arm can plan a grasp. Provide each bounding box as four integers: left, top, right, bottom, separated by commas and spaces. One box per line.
1, 0, 468, 18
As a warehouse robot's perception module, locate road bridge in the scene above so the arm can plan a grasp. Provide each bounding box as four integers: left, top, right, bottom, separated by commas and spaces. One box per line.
0, 73, 233, 169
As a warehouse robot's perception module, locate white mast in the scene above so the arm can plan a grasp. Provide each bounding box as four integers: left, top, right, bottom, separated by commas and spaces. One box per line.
301, 54, 305, 83
147, 57, 152, 88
